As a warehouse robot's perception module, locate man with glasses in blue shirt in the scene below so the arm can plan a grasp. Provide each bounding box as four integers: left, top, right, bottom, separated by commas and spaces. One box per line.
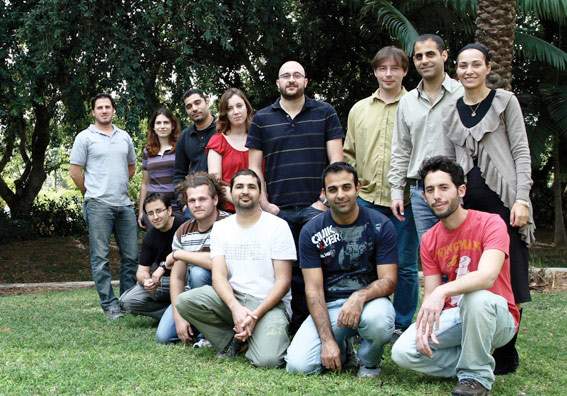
247, 60, 344, 335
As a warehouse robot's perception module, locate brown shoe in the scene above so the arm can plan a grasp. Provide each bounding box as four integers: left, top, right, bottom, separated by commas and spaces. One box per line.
451, 379, 490, 396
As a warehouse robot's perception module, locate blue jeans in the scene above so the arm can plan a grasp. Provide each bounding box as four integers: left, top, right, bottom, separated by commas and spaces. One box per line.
391, 290, 516, 390
278, 205, 324, 335
286, 297, 395, 373
155, 265, 212, 344
83, 199, 138, 310
410, 184, 439, 240
357, 198, 418, 330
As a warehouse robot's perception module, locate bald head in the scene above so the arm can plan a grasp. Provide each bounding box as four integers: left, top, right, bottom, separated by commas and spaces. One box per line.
276, 61, 308, 101
278, 61, 306, 77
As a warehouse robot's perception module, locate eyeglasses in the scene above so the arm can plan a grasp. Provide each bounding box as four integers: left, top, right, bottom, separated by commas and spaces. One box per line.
146, 207, 168, 218
278, 72, 305, 80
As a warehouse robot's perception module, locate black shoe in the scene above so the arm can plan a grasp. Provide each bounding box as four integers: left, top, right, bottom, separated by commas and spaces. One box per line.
390, 328, 404, 344
343, 338, 359, 372
451, 379, 490, 396
104, 306, 124, 321
217, 338, 246, 359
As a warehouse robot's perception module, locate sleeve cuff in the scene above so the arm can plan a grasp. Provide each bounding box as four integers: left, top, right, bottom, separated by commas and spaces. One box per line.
391, 189, 404, 201
515, 189, 530, 202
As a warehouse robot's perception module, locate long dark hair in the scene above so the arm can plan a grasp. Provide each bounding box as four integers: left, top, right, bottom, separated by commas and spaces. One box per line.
146, 107, 180, 157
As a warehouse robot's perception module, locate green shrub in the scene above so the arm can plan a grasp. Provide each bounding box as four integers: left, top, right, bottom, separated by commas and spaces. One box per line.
0, 196, 86, 244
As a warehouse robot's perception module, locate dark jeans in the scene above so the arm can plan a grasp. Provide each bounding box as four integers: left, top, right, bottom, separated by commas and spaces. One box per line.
278, 205, 324, 336
357, 198, 419, 329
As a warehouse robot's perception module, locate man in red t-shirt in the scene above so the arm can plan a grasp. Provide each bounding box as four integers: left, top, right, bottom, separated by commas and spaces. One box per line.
392, 156, 518, 396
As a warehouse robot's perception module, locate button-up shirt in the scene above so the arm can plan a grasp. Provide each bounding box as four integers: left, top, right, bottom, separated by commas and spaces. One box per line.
344, 88, 406, 207
389, 74, 463, 201
173, 117, 217, 184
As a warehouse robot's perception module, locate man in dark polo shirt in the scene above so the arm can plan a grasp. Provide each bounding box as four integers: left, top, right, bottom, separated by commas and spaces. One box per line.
247, 60, 344, 334
174, 89, 217, 184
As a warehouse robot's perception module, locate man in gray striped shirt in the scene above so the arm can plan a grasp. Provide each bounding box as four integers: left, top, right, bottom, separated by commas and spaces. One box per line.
155, 172, 229, 344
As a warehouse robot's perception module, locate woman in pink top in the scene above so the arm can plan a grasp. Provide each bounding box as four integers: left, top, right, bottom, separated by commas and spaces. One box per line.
207, 88, 254, 212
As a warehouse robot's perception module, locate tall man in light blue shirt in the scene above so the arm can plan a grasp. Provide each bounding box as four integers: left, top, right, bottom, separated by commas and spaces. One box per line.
70, 93, 138, 320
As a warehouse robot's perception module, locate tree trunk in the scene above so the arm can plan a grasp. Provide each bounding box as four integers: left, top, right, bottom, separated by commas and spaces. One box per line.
553, 129, 567, 246
475, 0, 517, 90
1, 103, 52, 219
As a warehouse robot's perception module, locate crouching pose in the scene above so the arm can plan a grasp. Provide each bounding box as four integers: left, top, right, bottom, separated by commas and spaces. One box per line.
286, 162, 397, 378
155, 172, 229, 344
176, 169, 296, 368
392, 156, 519, 396
120, 193, 183, 319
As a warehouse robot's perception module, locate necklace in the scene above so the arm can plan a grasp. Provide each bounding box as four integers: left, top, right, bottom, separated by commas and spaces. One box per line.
465, 89, 490, 117
468, 101, 482, 117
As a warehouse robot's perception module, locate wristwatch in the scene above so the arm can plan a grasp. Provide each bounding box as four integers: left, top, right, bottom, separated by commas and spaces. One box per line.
159, 261, 168, 271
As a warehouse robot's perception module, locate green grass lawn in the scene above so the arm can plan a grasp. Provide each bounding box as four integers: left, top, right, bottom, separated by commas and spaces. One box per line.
1, 289, 566, 395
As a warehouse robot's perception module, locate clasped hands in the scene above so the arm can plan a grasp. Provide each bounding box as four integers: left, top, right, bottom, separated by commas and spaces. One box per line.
143, 267, 165, 293
231, 305, 259, 342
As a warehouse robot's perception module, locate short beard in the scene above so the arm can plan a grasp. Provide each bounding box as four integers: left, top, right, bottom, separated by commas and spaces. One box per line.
433, 200, 460, 220
279, 86, 304, 100
235, 202, 260, 213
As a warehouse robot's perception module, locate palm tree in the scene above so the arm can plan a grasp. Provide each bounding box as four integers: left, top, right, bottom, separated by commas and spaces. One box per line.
362, 0, 567, 244
475, 0, 517, 90
362, 0, 567, 73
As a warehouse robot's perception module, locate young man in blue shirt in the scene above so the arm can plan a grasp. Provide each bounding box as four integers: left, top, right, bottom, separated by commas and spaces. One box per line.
286, 162, 398, 378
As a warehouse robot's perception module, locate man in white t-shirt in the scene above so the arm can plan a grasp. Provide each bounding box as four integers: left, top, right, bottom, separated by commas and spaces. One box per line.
176, 169, 296, 368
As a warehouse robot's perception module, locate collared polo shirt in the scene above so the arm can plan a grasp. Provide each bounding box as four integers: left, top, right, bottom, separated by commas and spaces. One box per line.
344, 88, 406, 207
70, 124, 136, 206
173, 117, 217, 184
389, 74, 463, 201
246, 96, 344, 208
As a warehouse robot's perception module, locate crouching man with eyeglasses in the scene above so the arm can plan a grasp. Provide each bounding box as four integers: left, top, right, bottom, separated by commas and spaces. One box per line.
119, 193, 183, 320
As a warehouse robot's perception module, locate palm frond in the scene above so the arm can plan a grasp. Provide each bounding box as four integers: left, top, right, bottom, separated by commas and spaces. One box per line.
362, 0, 419, 54
515, 31, 567, 72
444, 0, 477, 14
525, 119, 553, 168
518, 0, 567, 25
540, 85, 567, 139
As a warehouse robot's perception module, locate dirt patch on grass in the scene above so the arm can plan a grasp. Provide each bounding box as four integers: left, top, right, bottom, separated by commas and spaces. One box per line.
0, 236, 122, 284
0, 235, 565, 296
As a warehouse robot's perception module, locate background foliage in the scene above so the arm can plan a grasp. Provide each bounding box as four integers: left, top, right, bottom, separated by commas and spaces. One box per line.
1, 0, 566, 243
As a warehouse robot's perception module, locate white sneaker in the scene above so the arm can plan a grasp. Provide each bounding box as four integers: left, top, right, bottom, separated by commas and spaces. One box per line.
193, 338, 212, 349
357, 366, 381, 378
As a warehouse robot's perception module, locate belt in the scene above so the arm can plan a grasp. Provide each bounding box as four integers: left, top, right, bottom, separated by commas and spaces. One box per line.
407, 178, 424, 188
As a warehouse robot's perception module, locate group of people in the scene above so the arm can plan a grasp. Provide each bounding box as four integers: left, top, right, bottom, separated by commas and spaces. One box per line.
69, 32, 534, 396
